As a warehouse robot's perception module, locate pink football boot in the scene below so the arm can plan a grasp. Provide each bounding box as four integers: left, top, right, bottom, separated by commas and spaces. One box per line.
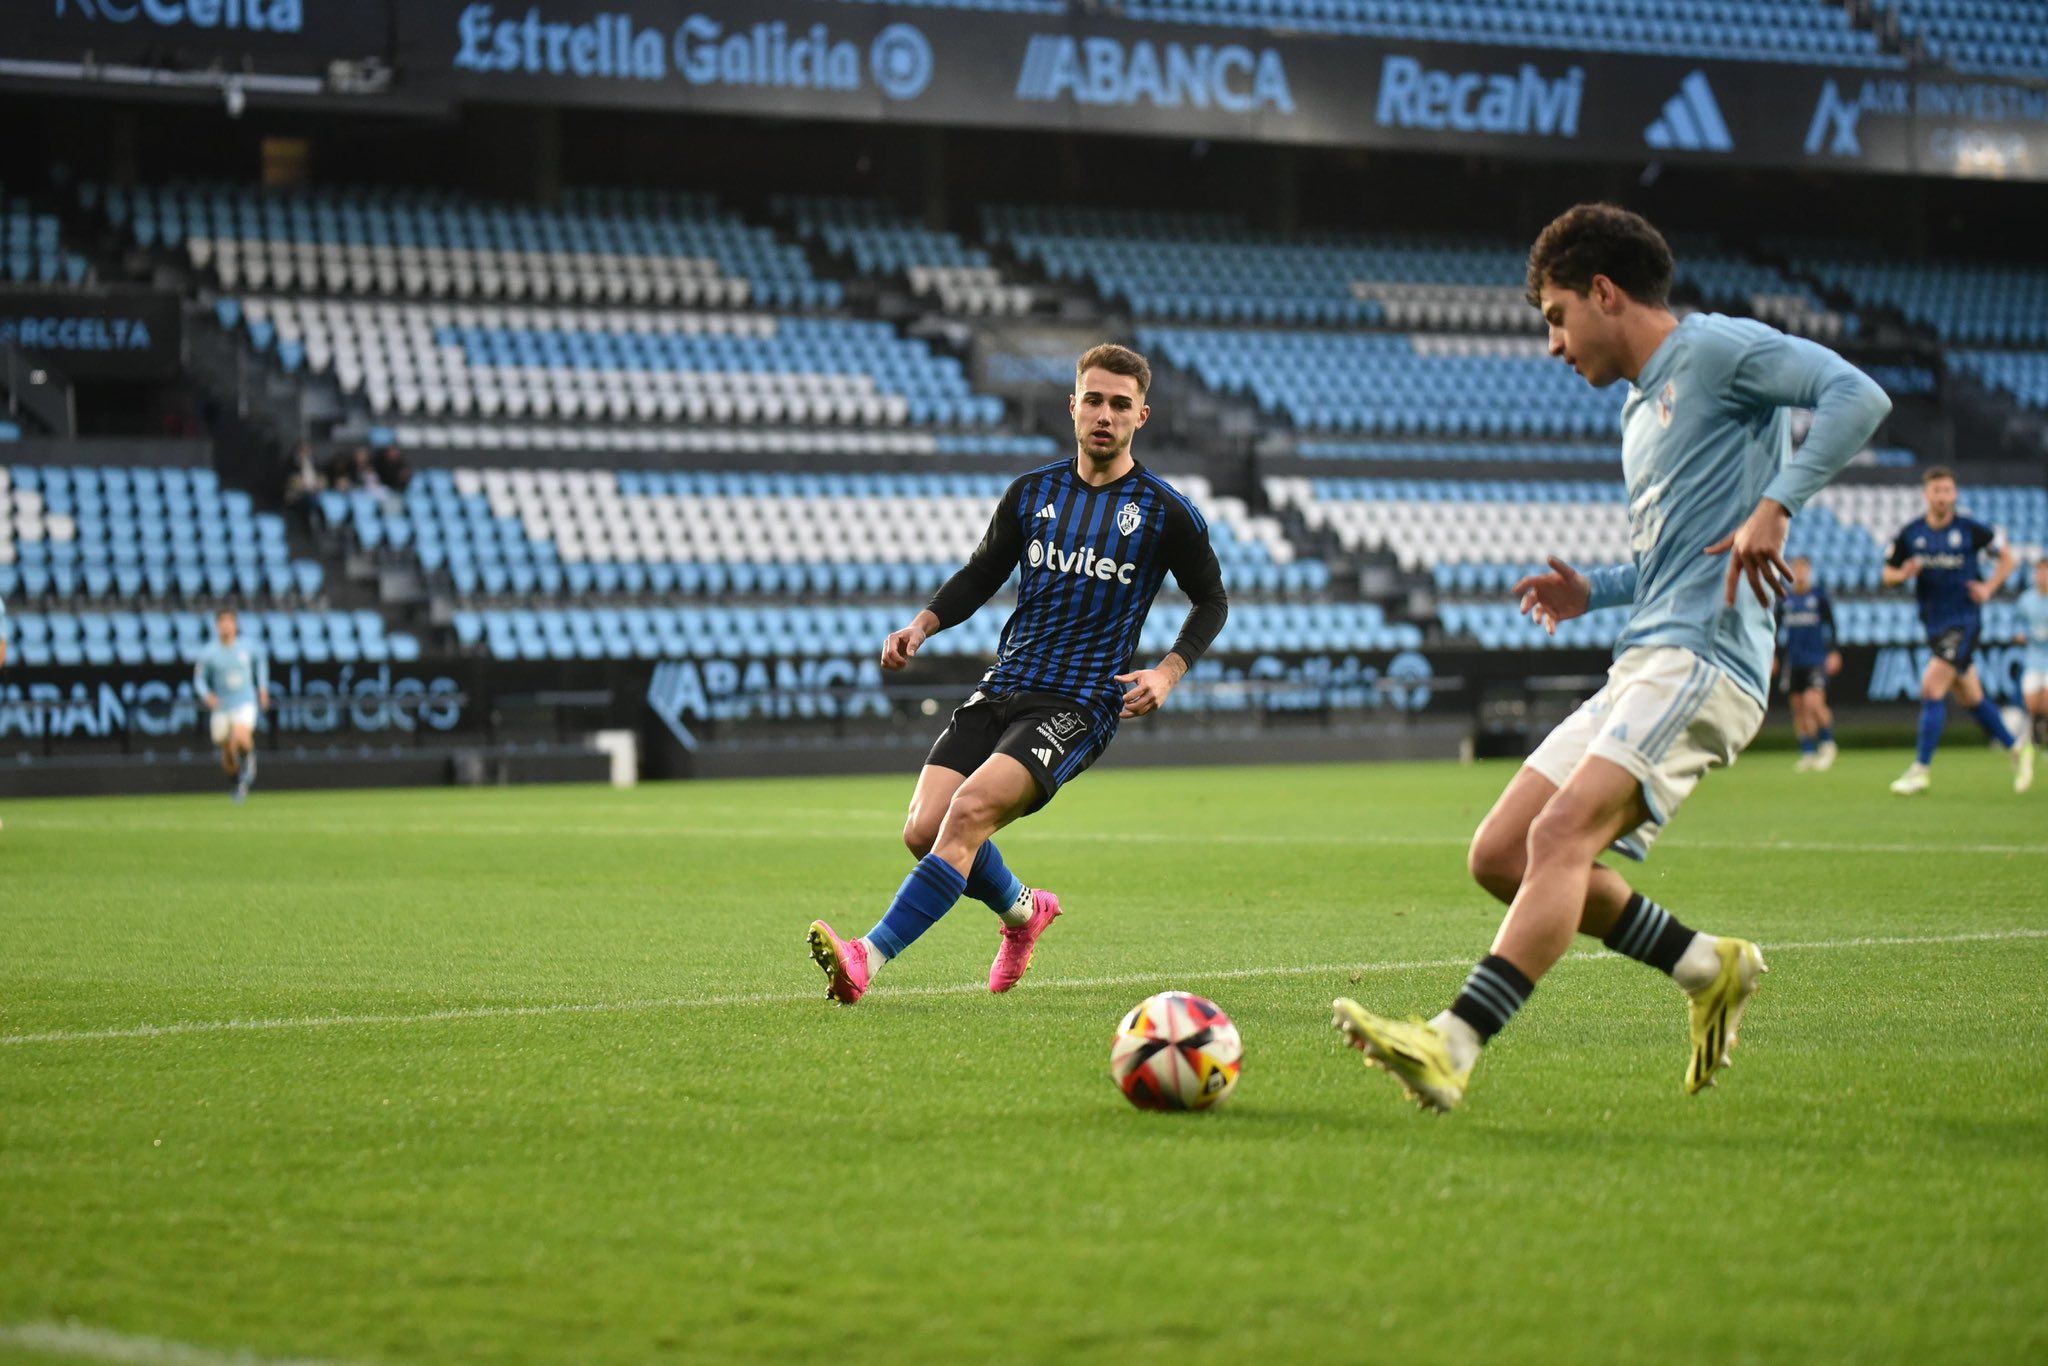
807, 920, 872, 1005
988, 890, 1062, 993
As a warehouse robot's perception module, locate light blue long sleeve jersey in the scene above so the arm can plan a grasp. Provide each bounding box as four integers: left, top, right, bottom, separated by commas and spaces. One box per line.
2020, 588, 2048, 675
193, 640, 268, 709
1582, 313, 1893, 705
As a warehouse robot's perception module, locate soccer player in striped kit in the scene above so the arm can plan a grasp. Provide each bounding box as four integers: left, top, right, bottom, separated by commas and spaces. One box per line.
1776, 555, 1841, 771
1882, 466, 2033, 796
808, 344, 1228, 1005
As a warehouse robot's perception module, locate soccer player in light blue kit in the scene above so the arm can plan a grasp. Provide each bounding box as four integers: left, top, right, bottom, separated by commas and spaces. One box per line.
2019, 558, 2048, 757
194, 608, 270, 802
1882, 466, 2031, 796
0, 591, 8, 832
1333, 204, 1892, 1110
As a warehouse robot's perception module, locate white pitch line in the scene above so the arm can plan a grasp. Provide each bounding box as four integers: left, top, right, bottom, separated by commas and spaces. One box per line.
0, 1320, 364, 1366
13, 816, 2048, 857
4, 928, 2042, 1050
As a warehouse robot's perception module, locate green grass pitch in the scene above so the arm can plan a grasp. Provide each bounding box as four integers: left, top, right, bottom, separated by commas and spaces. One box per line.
3, 747, 2045, 1364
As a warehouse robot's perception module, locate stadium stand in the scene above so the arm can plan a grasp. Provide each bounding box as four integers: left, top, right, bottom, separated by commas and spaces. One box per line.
87, 182, 839, 308
779, 195, 1036, 318
324, 466, 1329, 603
210, 298, 1008, 427
453, 600, 1417, 663
0, 464, 323, 608
1780, 249, 2048, 345
1145, 329, 1622, 437
1109, 0, 1903, 66
87, 180, 1025, 445
1670, 238, 1860, 344
1, 187, 91, 286
1881, 0, 2048, 76
3, 606, 418, 668
1952, 350, 2048, 410
1266, 474, 2048, 649
36, 167, 2034, 691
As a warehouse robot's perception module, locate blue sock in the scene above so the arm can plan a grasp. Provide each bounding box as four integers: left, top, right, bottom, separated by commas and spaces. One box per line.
865, 855, 967, 961
1798, 735, 1818, 755
1818, 725, 1834, 744
1916, 699, 1948, 765
1968, 697, 2017, 748
965, 841, 1025, 917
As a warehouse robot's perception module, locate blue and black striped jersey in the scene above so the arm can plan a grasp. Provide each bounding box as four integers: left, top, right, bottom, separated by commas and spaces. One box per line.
1775, 588, 1836, 667
1889, 514, 1998, 630
926, 459, 1228, 723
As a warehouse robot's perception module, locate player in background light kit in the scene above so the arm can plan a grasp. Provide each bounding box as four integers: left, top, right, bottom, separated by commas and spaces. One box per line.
194, 608, 271, 803
2018, 558, 2048, 756
807, 344, 1228, 1005
0, 592, 6, 832
1883, 466, 2033, 796
1331, 203, 1892, 1111
1776, 555, 1841, 771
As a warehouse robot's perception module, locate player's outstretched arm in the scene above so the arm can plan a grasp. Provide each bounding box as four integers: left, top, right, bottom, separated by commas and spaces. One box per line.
1714, 331, 1891, 606
1511, 556, 1616, 635
1971, 540, 2019, 604
901, 486, 1027, 671
1116, 654, 1186, 718
1706, 500, 1794, 608
1121, 495, 1230, 719
881, 609, 940, 672
1882, 530, 1921, 588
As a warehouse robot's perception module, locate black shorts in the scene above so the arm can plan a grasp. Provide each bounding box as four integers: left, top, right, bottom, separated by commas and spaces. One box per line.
926, 689, 1116, 808
1781, 665, 1828, 696
1929, 623, 1980, 669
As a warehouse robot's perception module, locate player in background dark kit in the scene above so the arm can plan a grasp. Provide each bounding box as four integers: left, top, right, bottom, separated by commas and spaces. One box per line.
1883, 466, 2033, 796
807, 344, 1229, 1005
1775, 555, 1841, 771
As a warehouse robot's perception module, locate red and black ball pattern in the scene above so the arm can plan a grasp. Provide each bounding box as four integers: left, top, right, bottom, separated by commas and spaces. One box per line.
1110, 991, 1243, 1111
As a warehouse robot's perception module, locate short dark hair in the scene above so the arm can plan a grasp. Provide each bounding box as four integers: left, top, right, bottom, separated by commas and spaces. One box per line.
1525, 203, 1674, 309
1922, 465, 1957, 485
1076, 343, 1151, 399
216, 608, 236, 622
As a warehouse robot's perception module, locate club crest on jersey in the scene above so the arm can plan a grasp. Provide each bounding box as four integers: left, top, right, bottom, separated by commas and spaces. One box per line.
1118, 501, 1143, 536
1657, 380, 1676, 428
1949, 529, 1962, 548
1035, 711, 1088, 755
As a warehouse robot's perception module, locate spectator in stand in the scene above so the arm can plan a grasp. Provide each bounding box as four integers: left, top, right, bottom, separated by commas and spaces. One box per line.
284, 441, 325, 503
329, 445, 383, 494
323, 446, 360, 490
374, 443, 412, 492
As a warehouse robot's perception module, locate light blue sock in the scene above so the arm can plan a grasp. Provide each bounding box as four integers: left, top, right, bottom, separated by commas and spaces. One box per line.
965, 840, 1026, 918
1968, 697, 2017, 748
865, 855, 967, 961
1916, 699, 1948, 766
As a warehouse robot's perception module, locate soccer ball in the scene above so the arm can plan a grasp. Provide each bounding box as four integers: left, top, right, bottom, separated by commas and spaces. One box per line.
1110, 991, 1242, 1111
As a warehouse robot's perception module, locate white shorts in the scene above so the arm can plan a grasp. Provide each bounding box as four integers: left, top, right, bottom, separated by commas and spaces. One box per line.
1525, 646, 1766, 862
2025, 669, 2048, 696
210, 702, 259, 745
